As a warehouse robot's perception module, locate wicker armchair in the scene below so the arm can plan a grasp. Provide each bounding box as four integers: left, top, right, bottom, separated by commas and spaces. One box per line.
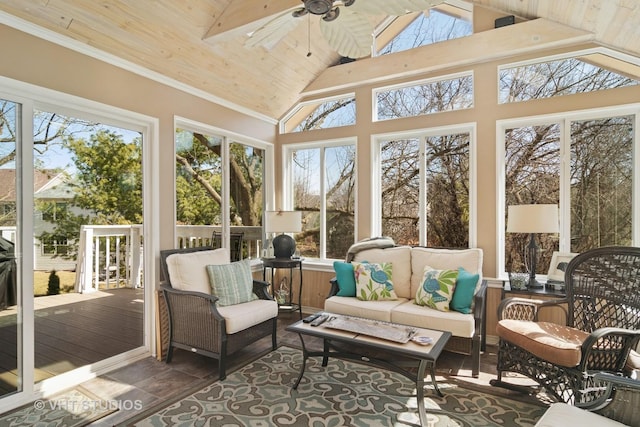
492, 246, 640, 405
160, 246, 278, 380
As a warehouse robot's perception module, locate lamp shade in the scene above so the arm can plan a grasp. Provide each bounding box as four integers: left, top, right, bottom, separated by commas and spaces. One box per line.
507, 204, 559, 234
266, 211, 302, 233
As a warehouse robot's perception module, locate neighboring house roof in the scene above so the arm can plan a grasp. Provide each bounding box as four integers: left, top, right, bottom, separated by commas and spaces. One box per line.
0, 169, 68, 202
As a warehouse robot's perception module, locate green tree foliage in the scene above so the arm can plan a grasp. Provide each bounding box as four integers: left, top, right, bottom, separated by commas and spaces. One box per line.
37, 130, 142, 259
66, 130, 142, 224
175, 130, 264, 227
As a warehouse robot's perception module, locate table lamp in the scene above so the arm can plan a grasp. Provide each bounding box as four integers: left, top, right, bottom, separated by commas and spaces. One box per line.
507, 204, 559, 289
266, 210, 302, 259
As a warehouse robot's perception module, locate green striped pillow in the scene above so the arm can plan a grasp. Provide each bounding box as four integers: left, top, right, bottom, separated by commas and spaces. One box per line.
206, 260, 258, 307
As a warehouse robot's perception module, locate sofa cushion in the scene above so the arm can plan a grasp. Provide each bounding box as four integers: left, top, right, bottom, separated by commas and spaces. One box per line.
333, 261, 357, 297
166, 248, 230, 294
391, 301, 475, 338
354, 261, 398, 301
353, 246, 412, 298
217, 299, 278, 334
206, 260, 258, 307
450, 267, 480, 314
324, 296, 408, 322
415, 266, 458, 311
497, 320, 589, 367
410, 247, 483, 298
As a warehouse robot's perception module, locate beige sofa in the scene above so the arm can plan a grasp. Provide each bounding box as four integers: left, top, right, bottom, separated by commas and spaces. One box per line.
325, 246, 487, 377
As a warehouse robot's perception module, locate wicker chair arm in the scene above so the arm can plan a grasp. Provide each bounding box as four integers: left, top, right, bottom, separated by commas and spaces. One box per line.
328, 277, 339, 298
497, 296, 568, 321
594, 372, 640, 390
252, 279, 273, 300
160, 283, 226, 353
578, 327, 640, 371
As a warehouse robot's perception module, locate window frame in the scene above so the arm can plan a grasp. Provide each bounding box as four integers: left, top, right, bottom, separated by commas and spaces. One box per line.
372, 71, 474, 122
496, 103, 640, 277
283, 137, 357, 261
372, 123, 478, 247
173, 116, 274, 257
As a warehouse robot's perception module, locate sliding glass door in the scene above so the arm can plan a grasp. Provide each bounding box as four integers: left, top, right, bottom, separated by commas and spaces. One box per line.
0, 99, 22, 397
0, 83, 155, 411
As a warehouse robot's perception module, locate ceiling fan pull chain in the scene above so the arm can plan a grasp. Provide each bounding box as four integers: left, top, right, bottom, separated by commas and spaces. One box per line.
307, 13, 312, 57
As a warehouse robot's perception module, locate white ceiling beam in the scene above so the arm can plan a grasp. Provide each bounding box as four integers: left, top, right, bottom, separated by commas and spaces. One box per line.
302, 18, 594, 96
203, 0, 300, 40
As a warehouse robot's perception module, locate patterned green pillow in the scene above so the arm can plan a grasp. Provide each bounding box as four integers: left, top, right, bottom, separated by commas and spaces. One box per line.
206, 260, 258, 307
354, 261, 398, 301
415, 266, 458, 311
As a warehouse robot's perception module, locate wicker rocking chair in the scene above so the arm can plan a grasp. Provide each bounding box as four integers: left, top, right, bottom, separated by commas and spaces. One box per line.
491, 246, 640, 406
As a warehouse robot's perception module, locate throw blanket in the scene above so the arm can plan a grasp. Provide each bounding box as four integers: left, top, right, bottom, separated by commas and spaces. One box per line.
345, 236, 395, 262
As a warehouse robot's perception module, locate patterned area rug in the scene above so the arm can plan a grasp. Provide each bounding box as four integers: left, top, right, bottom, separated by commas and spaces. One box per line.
130, 346, 546, 427
0, 386, 117, 427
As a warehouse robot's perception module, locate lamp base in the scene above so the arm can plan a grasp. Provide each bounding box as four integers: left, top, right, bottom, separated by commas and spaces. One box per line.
272, 234, 296, 259
527, 278, 544, 289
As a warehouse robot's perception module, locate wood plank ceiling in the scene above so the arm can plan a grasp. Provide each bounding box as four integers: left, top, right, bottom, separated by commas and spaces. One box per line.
0, 0, 638, 122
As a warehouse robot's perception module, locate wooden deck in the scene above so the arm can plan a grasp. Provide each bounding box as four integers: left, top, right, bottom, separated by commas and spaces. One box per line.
0, 288, 144, 396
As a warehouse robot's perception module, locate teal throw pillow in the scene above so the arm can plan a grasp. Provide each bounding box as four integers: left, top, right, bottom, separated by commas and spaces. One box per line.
354, 261, 398, 301
206, 260, 258, 307
333, 261, 356, 297
415, 266, 458, 311
450, 267, 479, 314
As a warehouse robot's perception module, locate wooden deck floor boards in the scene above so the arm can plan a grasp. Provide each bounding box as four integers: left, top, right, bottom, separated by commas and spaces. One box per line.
0, 288, 144, 395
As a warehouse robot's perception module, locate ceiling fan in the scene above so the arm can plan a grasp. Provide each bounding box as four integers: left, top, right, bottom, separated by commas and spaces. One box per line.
245, 0, 446, 59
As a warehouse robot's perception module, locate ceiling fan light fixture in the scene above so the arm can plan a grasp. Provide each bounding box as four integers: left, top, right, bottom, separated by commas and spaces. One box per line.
304, 0, 333, 15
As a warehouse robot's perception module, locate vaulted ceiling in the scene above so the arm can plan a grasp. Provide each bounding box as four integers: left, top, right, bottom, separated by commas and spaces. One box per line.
0, 0, 638, 122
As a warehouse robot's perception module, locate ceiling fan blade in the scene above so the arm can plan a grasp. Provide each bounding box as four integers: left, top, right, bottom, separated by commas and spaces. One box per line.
319, 9, 373, 58
350, 0, 445, 15
245, 10, 301, 50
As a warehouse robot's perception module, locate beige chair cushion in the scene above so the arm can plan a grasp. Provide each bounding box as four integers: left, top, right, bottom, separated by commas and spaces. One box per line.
497, 320, 589, 367
627, 349, 640, 372
166, 248, 230, 294
352, 246, 412, 299
217, 299, 278, 334
410, 247, 483, 297
535, 403, 627, 427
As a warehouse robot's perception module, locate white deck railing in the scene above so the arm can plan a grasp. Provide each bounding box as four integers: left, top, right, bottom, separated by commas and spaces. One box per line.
3, 224, 264, 293
75, 225, 143, 293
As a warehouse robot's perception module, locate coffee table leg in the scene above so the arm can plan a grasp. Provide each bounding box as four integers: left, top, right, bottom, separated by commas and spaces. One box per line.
417, 360, 428, 425
292, 333, 308, 389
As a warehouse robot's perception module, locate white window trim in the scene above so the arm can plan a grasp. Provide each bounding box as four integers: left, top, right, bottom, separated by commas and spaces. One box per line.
283, 137, 357, 261
372, 122, 478, 247
496, 103, 640, 277
372, 71, 474, 122
173, 117, 274, 250
279, 93, 356, 134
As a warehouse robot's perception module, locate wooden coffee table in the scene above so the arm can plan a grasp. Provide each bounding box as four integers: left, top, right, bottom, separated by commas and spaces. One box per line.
285, 313, 451, 426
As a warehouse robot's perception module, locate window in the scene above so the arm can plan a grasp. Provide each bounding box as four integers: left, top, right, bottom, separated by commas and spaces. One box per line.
289, 141, 356, 260
499, 52, 639, 103
376, 7, 472, 55
375, 73, 473, 121
41, 235, 70, 256
377, 126, 474, 247
500, 108, 637, 275
281, 95, 356, 134
175, 120, 268, 258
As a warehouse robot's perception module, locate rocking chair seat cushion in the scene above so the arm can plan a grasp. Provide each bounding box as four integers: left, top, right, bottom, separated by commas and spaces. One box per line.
497, 320, 590, 368
217, 299, 278, 334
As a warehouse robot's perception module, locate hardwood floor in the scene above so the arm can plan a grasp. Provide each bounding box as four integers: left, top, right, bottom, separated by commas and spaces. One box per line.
77, 311, 543, 426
